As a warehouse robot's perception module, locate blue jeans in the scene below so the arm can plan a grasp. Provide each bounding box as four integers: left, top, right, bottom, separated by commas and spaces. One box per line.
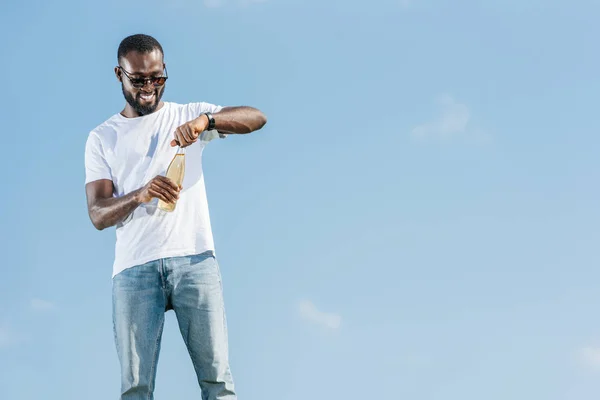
112, 251, 236, 400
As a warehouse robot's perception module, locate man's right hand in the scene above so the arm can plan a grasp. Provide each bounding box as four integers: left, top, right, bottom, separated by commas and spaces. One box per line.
136, 175, 181, 204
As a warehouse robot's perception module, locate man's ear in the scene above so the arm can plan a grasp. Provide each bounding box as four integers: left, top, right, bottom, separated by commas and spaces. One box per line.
114, 66, 122, 82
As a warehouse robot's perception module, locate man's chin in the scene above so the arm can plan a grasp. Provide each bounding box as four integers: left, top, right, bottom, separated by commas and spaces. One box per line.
122, 84, 165, 116
133, 101, 158, 116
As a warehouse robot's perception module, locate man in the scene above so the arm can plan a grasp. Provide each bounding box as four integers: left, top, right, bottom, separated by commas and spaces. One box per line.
84, 33, 267, 400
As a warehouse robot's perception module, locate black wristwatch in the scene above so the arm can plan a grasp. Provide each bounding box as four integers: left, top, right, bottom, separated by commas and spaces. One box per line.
204, 112, 216, 130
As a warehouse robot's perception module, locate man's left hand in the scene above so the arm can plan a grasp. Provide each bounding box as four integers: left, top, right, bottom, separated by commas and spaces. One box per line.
170, 115, 209, 147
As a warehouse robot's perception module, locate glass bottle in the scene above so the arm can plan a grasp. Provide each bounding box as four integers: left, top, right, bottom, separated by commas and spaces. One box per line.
158, 147, 185, 212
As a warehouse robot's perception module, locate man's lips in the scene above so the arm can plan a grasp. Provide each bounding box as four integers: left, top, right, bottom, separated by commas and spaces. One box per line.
139, 92, 155, 102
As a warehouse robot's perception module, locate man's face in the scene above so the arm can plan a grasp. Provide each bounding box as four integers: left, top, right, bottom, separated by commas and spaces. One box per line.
117, 49, 166, 116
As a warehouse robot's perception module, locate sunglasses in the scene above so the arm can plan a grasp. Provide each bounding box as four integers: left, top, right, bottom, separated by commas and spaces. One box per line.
118, 66, 168, 88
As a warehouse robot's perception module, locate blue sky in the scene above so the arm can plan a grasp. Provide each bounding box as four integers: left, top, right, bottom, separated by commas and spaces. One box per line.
1, 0, 600, 399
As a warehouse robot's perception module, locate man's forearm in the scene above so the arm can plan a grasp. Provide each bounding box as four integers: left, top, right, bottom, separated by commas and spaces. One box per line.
213, 106, 267, 134
90, 190, 142, 230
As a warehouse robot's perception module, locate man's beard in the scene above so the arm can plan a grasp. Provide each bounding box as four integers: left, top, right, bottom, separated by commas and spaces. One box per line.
122, 84, 165, 116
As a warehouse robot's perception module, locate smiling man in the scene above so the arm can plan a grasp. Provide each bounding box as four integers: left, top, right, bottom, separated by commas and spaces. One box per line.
84, 33, 266, 400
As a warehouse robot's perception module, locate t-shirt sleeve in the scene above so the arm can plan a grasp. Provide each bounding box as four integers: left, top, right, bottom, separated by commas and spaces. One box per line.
189, 101, 224, 116
84, 132, 112, 184
187, 102, 228, 143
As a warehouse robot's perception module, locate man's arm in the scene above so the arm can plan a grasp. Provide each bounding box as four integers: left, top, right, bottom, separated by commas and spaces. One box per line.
85, 180, 141, 230
171, 106, 267, 147
86, 176, 181, 231
212, 106, 267, 134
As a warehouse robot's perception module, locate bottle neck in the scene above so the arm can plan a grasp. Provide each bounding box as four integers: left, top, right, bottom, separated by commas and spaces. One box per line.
177, 146, 186, 155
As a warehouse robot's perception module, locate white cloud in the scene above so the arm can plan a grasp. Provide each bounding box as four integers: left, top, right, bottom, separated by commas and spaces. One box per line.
0, 325, 16, 349
0, 300, 55, 350
204, 0, 226, 7
411, 94, 490, 143
298, 300, 341, 330
579, 346, 600, 369
204, 0, 266, 7
239, 0, 268, 5
0, 328, 9, 347
412, 94, 469, 139
30, 298, 55, 311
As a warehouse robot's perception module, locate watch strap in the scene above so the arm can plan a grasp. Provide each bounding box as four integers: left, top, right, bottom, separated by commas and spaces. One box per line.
204, 112, 216, 130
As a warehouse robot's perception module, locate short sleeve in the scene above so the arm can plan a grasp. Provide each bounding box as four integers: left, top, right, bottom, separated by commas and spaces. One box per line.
84, 132, 112, 184
187, 102, 228, 143
189, 101, 224, 116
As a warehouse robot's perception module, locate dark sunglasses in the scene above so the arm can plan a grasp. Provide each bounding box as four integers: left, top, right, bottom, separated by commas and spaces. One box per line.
118, 66, 168, 88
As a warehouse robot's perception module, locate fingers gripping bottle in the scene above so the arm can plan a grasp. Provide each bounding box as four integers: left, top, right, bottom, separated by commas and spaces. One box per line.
158, 147, 186, 212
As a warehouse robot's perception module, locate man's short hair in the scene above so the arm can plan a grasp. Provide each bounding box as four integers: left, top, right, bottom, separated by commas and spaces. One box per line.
117, 34, 164, 62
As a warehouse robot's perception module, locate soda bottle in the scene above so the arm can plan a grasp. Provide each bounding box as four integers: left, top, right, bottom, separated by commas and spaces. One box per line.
158, 147, 186, 212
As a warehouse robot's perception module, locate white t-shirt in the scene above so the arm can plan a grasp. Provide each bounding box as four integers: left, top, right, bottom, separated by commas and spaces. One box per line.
84, 101, 224, 278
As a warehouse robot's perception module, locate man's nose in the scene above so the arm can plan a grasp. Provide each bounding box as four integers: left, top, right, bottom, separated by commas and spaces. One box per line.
141, 78, 154, 90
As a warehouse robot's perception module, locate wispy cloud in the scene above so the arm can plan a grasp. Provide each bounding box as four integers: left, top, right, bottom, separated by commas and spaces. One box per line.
203, 0, 267, 7
0, 328, 9, 348
578, 346, 600, 369
0, 325, 16, 349
239, 0, 268, 6
0, 300, 55, 350
30, 298, 56, 312
298, 300, 341, 330
204, 0, 226, 7
411, 94, 490, 143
